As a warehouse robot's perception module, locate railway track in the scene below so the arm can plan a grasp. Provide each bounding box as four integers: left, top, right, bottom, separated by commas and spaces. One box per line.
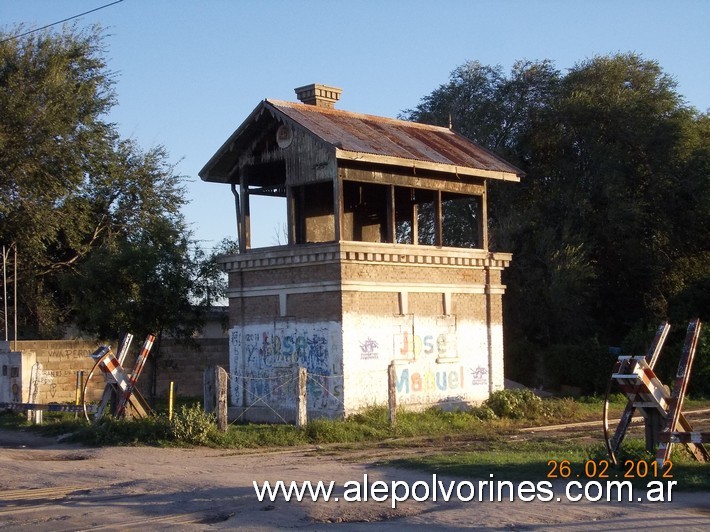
518, 407, 710, 433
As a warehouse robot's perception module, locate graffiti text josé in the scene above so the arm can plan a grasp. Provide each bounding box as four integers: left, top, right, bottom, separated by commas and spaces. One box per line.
398, 332, 449, 358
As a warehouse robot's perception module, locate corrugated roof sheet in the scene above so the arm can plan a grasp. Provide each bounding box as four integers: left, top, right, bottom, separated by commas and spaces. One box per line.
267, 99, 523, 178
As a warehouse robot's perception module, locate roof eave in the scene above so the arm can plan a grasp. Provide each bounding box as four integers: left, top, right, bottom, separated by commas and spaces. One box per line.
199, 100, 271, 183
335, 149, 522, 182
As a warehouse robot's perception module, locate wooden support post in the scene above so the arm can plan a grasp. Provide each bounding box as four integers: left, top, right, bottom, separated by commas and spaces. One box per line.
388, 362, 397, 430
239, 175, 250, 252
386, 184, 396, 243
168, 381, 174, 421
480, 184, 488, 250
216, 366, 228, 432
434, 190, 443, 246
109, 386, 119, 417
74, 371, 82, 407
296, 366, 307, 428
657, 319, 702, 466
74, 370, 84, 419
411, 194, 419, 245
297, 186, 306, 244
334, 176, 344, 242
287, 185, 296, 245
204, 366, 228, 431
644, 409, 662, 453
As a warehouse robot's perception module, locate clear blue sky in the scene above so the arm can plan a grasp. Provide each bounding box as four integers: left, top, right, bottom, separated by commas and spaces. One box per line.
2, 0, 709, 250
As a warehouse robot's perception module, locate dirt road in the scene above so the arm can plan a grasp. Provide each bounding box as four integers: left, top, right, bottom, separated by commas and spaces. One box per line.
0, 426, 708, 531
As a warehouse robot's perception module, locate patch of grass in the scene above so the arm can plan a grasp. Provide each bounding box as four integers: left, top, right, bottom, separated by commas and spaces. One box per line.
211, 405, 508, 449
69, 416, 173, 446
32, 416, 90, 437
188, 405, 510, 449
211, 423, 307, 448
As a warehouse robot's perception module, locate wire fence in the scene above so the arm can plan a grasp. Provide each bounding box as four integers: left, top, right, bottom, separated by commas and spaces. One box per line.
226, 368, 347, 424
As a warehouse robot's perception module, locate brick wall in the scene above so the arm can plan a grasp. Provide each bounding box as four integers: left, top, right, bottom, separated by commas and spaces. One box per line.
408, 292, 444, 315
14, 340, 106, 404
341, 262, 486, 285
14, 338, 229, 405
286, 292, 342, 321
239, 262, 341, 288
230, 295, 280, 324
341, 291, 399, 316
147, 338, 229, 398
452, 293, 488, 320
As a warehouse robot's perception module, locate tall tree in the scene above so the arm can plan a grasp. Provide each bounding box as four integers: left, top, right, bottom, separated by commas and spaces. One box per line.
554, 55, 693, 337
0, 24, 115, 335
404, 54, 709, 390
0, 25, 220, 343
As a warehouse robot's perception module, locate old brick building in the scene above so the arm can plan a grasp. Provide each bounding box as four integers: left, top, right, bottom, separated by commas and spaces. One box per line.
200, 84, 523, 420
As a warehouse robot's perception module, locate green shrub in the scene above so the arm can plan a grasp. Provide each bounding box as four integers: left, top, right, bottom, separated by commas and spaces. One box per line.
470, 405, 497, 421
484, 389, 547, 420
170, 404, 216, 445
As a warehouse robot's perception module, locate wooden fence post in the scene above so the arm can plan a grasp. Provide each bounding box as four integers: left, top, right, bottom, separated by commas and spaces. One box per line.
388, 361, 397, 429
204, 366, 229, 432
168, 381, 174, 421
216, 366, 228, 432
296, 366, 307, 428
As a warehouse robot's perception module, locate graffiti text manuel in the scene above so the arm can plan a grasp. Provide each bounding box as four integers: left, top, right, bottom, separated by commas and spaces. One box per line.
395, 366, 465, 394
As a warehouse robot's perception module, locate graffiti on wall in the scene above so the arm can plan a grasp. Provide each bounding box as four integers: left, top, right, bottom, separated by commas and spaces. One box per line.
359, 338, 379, 360
470, 366, 488, 386
230, 323, 342, 411
395, 366, 465, 395
393, 362, 489, 405
349, 324, 490, 406
396, 331, 449, 359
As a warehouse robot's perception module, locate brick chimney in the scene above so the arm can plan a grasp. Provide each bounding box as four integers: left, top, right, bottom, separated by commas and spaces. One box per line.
294, 83, 342, 108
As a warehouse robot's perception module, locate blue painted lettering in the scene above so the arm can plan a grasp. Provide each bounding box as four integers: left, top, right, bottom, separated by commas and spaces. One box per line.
436, 371, 447, 390
395, 368, 410, 394
396, 366, 465, 395
423, 335, 434, 354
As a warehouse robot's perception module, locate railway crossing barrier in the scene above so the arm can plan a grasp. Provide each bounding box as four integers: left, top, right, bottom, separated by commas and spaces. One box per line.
82, 333, 155, 423
604, 319, 709, 467
0, 333, 155, 424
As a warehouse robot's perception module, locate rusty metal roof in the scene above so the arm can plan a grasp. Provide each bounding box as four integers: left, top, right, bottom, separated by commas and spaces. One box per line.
266, 99, 524, 179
